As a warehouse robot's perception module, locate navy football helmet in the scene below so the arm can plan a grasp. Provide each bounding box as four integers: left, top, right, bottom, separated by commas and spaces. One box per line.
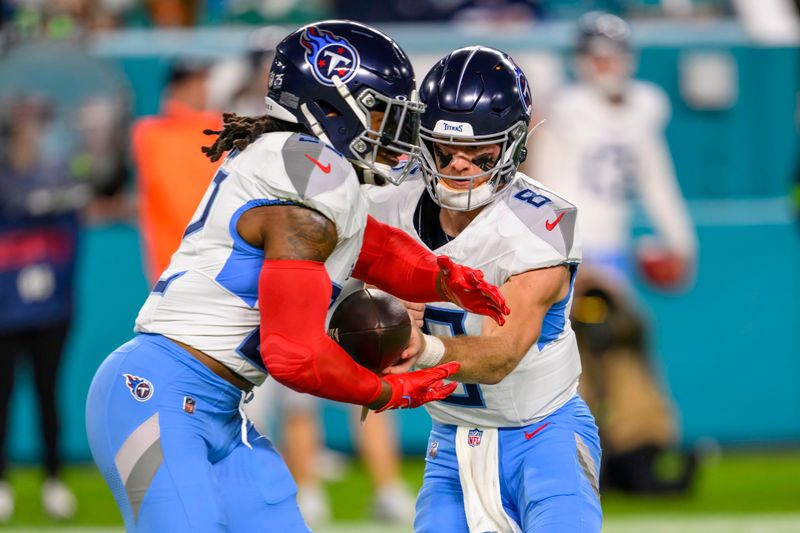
418, 46, 532, 211
265, 20, 423, 184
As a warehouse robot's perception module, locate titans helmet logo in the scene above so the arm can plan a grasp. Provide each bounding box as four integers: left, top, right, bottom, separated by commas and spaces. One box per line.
123, 374, 154, 402
300, 26, 361, 87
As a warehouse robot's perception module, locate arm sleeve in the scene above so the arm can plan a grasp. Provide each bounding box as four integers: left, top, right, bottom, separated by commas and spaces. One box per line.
351, 215, 442, 303
633, 86, 697, 258
636, 135, 697, 258
259, 259, 383, 405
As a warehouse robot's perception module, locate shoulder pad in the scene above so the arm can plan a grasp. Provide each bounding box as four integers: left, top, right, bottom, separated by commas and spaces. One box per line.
362, 179, 424, 206
501, 177, 578, 258
280, 132, 351, 199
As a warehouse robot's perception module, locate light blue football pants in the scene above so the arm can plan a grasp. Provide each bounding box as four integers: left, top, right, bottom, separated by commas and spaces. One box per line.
415, 395, 602, 532
85, 333, 310, 532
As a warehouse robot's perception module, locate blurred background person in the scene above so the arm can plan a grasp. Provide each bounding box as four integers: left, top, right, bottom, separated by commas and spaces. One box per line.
132, 60, 221, 282
532, 11, 700, 494
0, 27, 129, 520
0, 95, 79, 523
0, 4, 129, 524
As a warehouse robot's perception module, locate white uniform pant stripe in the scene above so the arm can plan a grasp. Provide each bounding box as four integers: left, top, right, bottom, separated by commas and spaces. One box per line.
114, 413, 164, 520
455, 427, 522, 533
575, 433, 600, 499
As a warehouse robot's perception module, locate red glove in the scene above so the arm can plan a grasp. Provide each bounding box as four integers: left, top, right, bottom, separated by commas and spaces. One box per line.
353, 216, 510, 325
437, 256, 510, 326
376, 361, 461, 412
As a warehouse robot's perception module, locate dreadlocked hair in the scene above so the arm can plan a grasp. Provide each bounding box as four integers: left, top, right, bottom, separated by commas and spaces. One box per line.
202, 112, 305, 162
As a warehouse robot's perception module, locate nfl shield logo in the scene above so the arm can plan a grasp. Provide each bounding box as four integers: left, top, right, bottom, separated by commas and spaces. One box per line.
468, 428, 483, 447
183, 396, 196, 414
123, 374, 154, 402
428, 440, 440, 459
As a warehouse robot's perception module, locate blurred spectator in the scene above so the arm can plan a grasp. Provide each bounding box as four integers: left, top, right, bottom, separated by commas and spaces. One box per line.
219, 0, 331, 25
131, 60, 221, 282
532, 11, 699, 494
0, 95, 79, 523
0, 0, 131, 40
732, 0, 800, 44
333, 0, 540, 23
0, 34, 129, 521
144, 0, 199, 27
208, 26, 281, 114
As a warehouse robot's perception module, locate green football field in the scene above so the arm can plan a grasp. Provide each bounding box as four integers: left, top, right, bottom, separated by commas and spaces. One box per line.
2, 450, 799, 532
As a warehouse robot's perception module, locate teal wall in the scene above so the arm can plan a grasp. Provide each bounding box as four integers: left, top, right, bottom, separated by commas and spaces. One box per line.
641, 47, 799, 199
6, 21, 800, 462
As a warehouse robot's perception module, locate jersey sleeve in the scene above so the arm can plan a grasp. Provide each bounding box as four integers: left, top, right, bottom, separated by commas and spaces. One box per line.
240, 132, 365, 239
631, 87, 697, 258
636, 81, 671, 131
497, 176, 581, 274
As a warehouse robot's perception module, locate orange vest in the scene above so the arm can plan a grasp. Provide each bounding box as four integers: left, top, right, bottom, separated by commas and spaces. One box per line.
132, 100, 221, 282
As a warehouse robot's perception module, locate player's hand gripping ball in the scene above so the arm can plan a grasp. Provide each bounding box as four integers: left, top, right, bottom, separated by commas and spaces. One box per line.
328, 288, 411, 373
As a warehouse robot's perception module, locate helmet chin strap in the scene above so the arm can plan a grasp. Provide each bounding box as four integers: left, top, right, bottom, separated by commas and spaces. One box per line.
358, 162, 393, 186
360, 166, 377, 185
299, 74, 369, 149
332, 75, 369, 128
434, 181, 494, 211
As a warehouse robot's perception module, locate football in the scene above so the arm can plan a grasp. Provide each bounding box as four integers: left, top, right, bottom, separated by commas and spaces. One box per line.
328, 288, 412, 374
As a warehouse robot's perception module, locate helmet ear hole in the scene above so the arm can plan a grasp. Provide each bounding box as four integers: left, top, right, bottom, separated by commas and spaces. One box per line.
315, 99, 343, 118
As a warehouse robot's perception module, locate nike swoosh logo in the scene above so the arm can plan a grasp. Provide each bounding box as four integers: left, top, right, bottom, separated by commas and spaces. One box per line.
545, 213, 565, 231
305, 153, 331, 173
524, 422, 551, 440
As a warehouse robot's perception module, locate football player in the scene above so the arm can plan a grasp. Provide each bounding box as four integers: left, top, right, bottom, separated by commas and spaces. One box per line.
531, 12, 699, 494
85, 21, 509, 532
368, 47, 601, 532
532, 11, 697, 285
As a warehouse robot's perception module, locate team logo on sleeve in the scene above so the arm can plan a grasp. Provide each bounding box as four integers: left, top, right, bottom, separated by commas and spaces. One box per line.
467, 428, 483, 447
300, 26, 361, 86
123, 374, 154, 402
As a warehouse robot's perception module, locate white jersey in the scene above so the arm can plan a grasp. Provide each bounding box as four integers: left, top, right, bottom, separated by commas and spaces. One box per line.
135, 131, 366, 386
364, 174, 582, 427
532, 81, 696, 262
